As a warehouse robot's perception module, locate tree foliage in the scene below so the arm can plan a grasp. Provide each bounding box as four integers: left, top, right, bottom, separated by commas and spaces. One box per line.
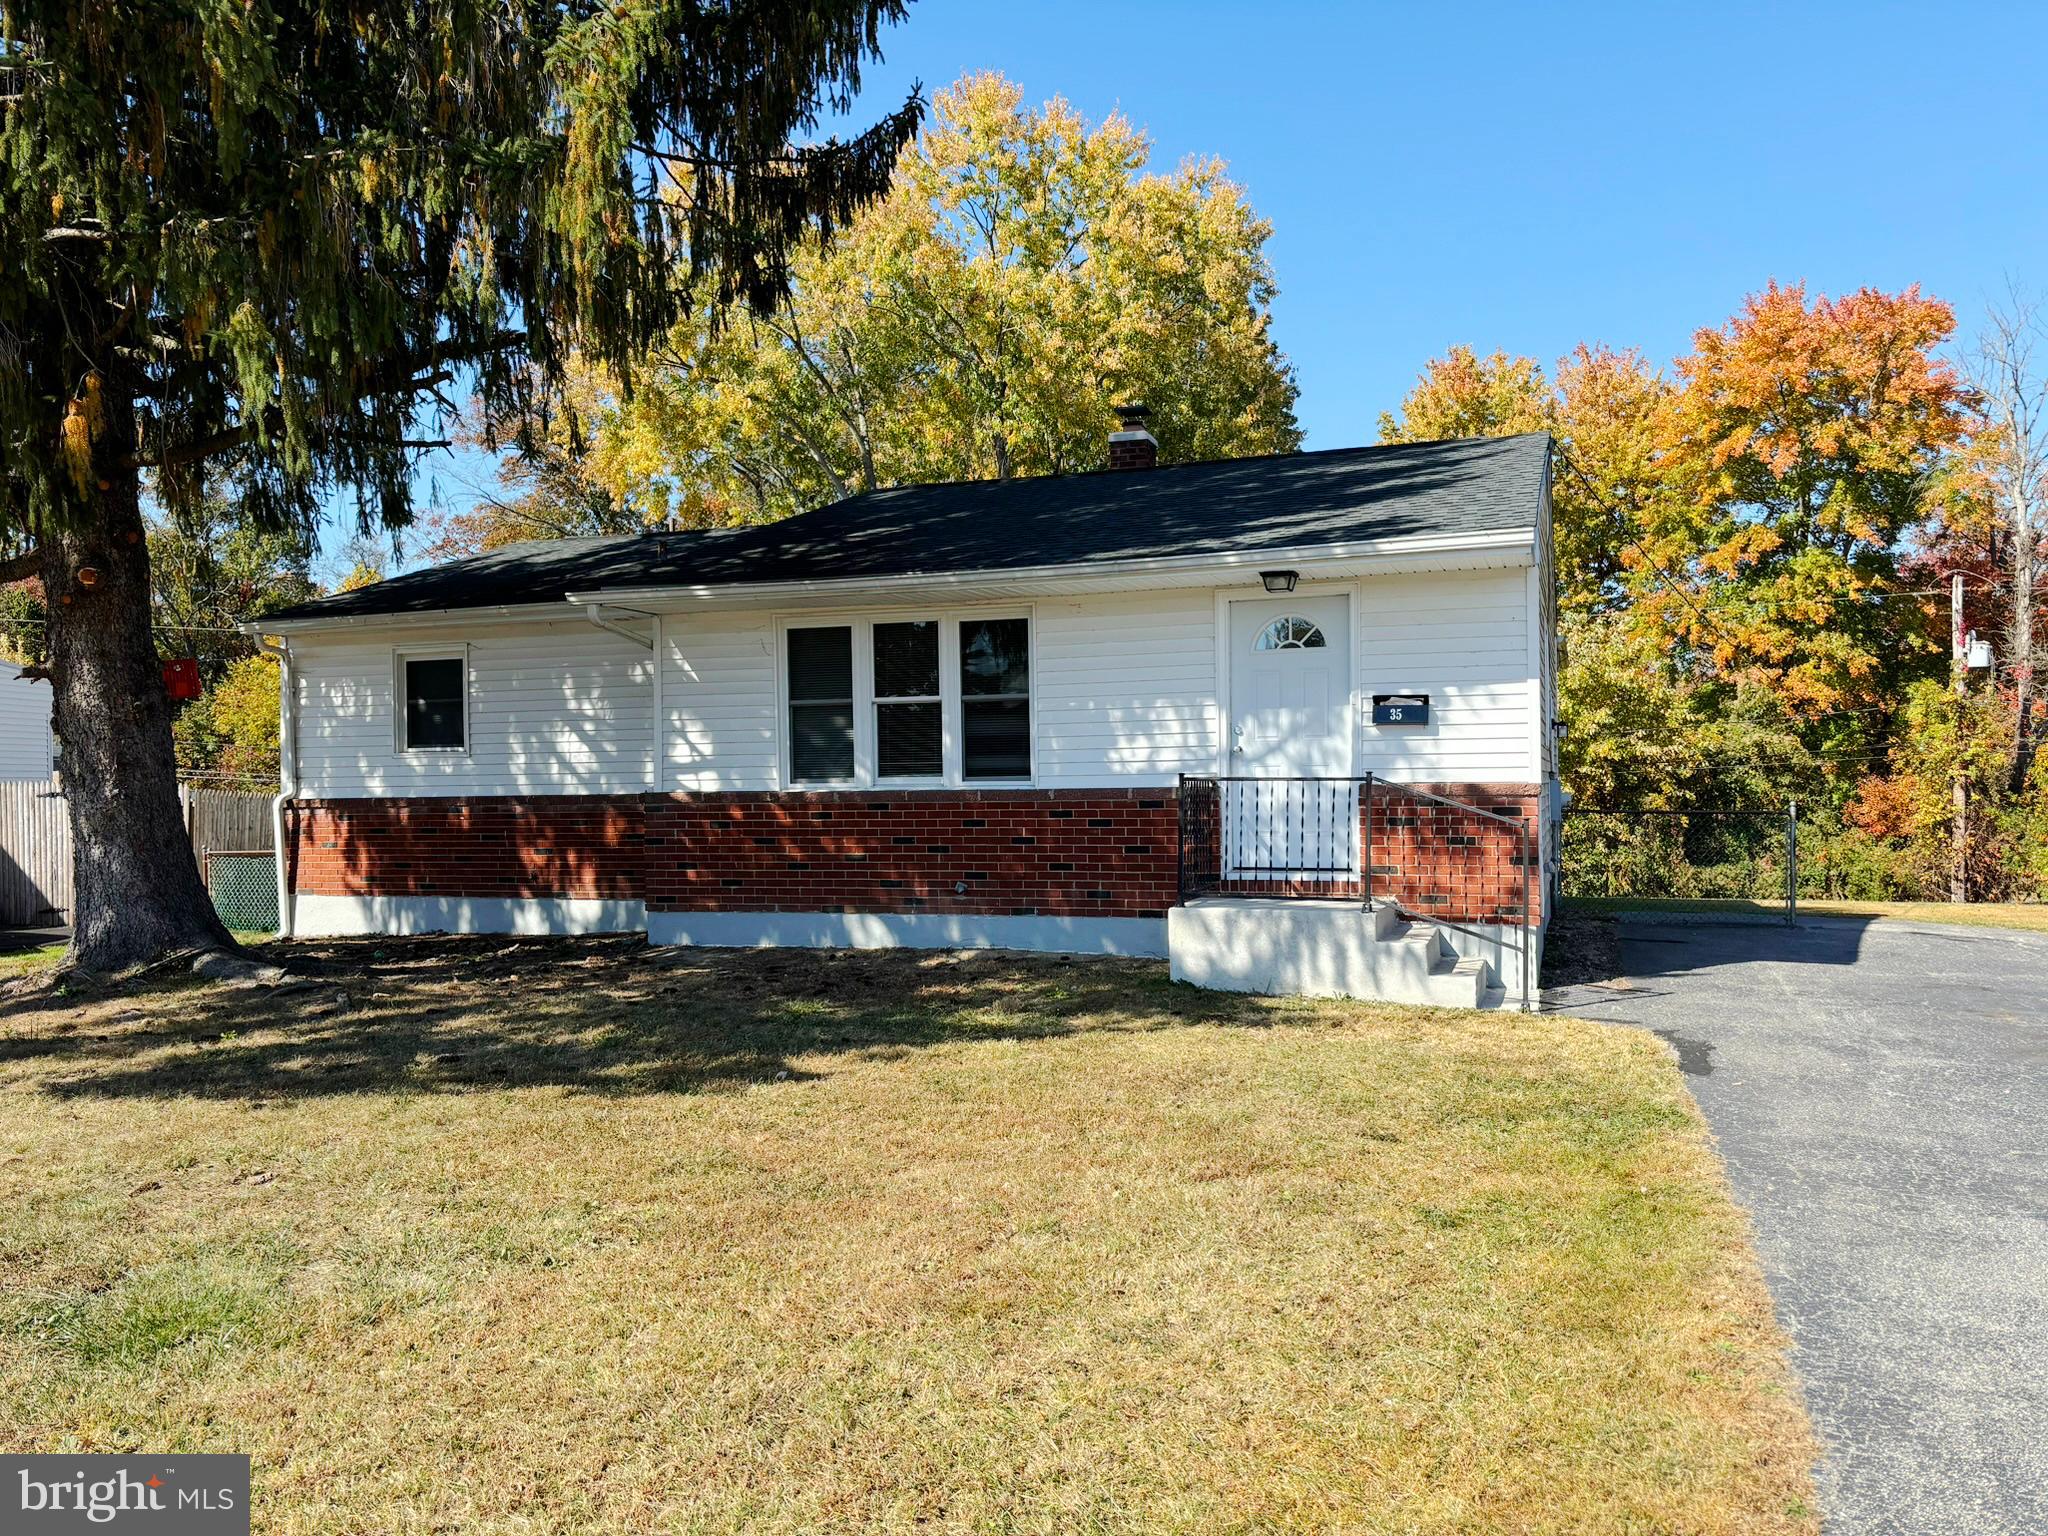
1385, 284, 2045, 900
1650, 282, 1968, 716
1378, 343, 1675, 620
417, 370, 660, 559
0, 0, 922, 970
0, 0, 922, 541
1556, 613, 1817, 814
463, 72, 1301, 540
172, 652, 281, 784
1376, 347, 1551, 446
146, 505, 318, 673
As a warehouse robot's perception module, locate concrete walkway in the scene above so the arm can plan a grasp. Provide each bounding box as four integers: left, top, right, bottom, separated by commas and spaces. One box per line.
1549, 917, 2048, 1535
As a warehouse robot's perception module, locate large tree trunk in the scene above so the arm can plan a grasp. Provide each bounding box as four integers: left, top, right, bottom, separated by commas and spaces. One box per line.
43, 386, 235, 971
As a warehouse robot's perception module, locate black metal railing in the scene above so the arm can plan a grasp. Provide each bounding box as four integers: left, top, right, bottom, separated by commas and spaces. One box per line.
1177, 773, 1537, 1010
1180, 776, 1361, 883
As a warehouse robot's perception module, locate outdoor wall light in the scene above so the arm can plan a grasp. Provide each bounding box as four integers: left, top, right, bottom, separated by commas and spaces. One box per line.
1260, 570, 1299, 593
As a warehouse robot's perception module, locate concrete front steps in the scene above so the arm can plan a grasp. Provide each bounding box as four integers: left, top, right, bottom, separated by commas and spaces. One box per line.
1167, 897, 1510, 1010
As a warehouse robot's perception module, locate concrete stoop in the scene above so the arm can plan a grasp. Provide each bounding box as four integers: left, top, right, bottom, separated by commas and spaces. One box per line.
1167, 897, 1515, 1010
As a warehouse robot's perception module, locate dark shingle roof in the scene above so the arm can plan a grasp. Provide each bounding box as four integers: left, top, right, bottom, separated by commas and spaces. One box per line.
267, 433, 1549, 623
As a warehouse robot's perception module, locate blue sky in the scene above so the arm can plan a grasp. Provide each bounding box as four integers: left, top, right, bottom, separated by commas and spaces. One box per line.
373, 0, 2048, 573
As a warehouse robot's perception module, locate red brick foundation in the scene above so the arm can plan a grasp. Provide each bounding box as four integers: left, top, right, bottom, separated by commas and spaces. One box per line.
1181, 780, 1542, 924
643, 789, 1177, 917
290, 782, 1537, 927
290, 796, 646, 901
290, 788, 1180, 919
1368, 783, 1541, 923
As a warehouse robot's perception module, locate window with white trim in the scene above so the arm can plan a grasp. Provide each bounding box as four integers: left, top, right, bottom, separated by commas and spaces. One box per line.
781, 614, 1032, 786
960, 617, 1031, 779
873, 620, 942, 778
786, 625, 856, 782
397, 651, 467, 751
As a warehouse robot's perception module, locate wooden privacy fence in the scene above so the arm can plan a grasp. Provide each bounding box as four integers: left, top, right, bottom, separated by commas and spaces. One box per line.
187, 785, 274, 856
0, 779, 70, 927
0, 779, 274, 927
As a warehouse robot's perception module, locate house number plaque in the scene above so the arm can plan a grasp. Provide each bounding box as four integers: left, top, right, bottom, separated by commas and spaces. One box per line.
1371, 693, 1430, 726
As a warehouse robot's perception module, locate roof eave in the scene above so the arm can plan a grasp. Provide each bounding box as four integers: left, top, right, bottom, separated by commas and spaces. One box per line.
244, 526, 1540, 635
239, 600, 579, 637
563, 527, 1539, 609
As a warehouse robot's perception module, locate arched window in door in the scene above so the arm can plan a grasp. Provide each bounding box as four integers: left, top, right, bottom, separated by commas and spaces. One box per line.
1253, 616, 1327, 651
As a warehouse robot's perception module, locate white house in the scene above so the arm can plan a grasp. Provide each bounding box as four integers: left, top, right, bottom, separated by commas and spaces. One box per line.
0, 671, 54, 781
249, 426, 1560, 1006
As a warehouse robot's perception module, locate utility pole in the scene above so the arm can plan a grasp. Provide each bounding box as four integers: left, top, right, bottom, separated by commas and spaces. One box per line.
1951, 572, 1968, 904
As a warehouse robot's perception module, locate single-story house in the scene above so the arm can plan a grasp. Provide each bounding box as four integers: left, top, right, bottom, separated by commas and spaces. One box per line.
249, 423, 1560, 1007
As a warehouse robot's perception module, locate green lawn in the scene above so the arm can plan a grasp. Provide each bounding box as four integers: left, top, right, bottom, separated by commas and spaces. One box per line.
0, 938, 1816, 1533
0, 942, 66, 980
1567, 894, 2048, 934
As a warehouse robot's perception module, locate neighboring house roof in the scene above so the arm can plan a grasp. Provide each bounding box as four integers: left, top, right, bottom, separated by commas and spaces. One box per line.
268, 432, 1551, 624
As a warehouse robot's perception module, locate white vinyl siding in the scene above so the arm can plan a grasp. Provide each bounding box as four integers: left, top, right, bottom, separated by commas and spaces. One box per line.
1536, 482, 1561, 781
1353, 568, 1536, 782
293, 621, 653, 798
288, 564, 1548, 799
662, 609, 777, 791
0, 674, 54, 780
1034, 590, 1217, 785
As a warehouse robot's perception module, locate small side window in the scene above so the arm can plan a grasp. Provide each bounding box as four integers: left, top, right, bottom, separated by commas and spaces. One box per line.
401, 655, 466, 751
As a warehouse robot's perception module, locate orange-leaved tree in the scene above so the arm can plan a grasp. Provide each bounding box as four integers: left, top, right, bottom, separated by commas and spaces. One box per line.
1378, 342, 1675, 619
1649, 282, 1969, 719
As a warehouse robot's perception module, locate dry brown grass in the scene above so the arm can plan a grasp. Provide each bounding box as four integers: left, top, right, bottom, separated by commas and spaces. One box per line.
1789, 898, 2048, 933
0, 937, 1816, 1533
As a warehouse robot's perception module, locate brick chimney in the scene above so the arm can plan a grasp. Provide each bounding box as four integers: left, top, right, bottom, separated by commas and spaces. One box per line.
1108, 402, 1158, 470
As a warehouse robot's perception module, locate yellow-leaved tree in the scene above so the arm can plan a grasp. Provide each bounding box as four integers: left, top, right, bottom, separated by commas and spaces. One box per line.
1378, 342, 1677, 620
441, 73, 1301, 549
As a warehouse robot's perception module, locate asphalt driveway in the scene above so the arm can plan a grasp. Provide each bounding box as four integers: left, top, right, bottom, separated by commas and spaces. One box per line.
1550, 916, 2048, 1535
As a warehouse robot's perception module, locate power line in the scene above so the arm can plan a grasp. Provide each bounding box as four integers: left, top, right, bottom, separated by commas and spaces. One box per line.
1555, 450, 1751, 657
1716, 587, 1956, 610
0, 618, 254, 634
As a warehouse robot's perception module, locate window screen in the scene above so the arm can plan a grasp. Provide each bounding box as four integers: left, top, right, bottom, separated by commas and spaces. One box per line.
960, 618, 1029, 779
403, 657, 465, 750
873, 621, 941, 777
787, 626, 854, 781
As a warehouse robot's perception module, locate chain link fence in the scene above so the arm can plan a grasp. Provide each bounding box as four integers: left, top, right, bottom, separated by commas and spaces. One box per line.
203, 849, 279, 935
1560, 808, 1796, 925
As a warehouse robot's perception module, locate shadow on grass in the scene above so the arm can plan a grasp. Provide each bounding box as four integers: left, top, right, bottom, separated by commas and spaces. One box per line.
3, 935, 1269, 1102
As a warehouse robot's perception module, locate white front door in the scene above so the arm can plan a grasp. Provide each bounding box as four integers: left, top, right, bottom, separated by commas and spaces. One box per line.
1225, 595, 1355, 879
